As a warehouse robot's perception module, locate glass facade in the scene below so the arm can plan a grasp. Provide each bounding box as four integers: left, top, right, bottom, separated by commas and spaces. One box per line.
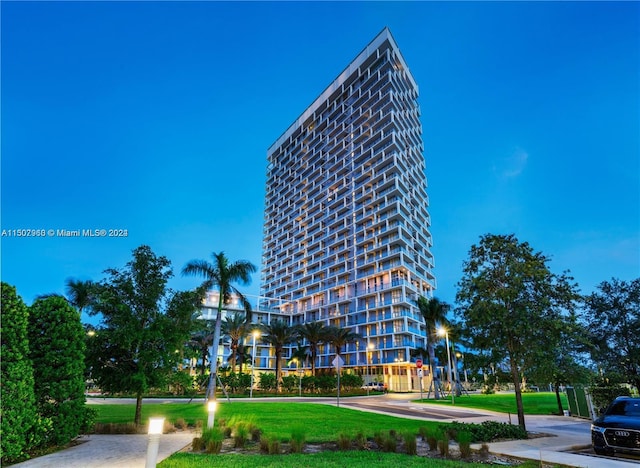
259, 28, 436, 390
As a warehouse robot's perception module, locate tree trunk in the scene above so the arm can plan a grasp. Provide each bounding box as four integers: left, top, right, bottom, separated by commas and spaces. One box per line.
509, 353, 527, 432
554, 383, 564, 415
230, 343, 237, 372
207, 302, 224, 401
201, 347, 207, 375
134, 389, 143, 426
237, 344, 244, 374
275, 349, 282, 393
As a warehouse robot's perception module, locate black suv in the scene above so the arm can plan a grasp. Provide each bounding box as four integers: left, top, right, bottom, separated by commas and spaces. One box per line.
591, 396, 640, 456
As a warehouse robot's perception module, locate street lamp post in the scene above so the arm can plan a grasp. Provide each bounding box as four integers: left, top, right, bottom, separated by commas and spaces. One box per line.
366, 342, 374, 396
438, 327, 454, 405
250, 330, 259, 399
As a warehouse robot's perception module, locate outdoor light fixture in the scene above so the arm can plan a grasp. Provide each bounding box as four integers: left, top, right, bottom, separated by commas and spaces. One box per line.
207, 400, 217, 413
207, 400, 217, 429
145, 417, 165, 468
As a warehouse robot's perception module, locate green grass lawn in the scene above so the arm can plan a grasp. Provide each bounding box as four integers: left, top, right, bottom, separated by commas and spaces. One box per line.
94, 402, 440, 442
159, 451, 530, 468
94, 400, 551, 468
416, 392, 567, 415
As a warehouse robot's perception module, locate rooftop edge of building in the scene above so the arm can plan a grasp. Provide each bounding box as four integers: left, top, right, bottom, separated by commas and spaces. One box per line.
267, 26, 418, 155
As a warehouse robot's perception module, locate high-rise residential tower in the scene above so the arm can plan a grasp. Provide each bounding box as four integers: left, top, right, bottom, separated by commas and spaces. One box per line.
260, 28, 436, 391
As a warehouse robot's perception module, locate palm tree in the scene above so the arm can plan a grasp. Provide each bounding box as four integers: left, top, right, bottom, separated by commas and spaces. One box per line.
187, 328, 213, 376
65, 278, 94, 313
288, 345, 310, 370
259, 319, 297, 392
417, 296, 450, 400
230, 344, 252, 371
182, 252, 256, 412
221, 312, 247, 373
297, 322, 330, 376
326, 326, 361, 359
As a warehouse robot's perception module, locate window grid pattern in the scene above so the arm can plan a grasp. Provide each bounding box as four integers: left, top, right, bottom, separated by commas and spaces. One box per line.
260, 29, 435, 370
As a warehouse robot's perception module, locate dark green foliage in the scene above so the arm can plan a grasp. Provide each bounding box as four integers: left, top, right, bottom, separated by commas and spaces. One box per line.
192, 437, 204, 451
403, 431, 417, 455
301, 375, 317, 392
87, 246, 200, 424
259, 372, 277, 391
316, 374, 337, 392
353, 431, 367, 450
29, 295, 88, 446
426, 428, 441, 451
437, 431, 449, 457
337, 432, 352, 450
382, 432, 398, 452
261, 435, 281, 454
167, 370, 196, 397
456, 234, 581, 430
456, 431, 473, 458
442, 421, 528, 443
281, 375, 298, 393
583, 278, 640, 393
232, 421, 250, 448
590, 378, 632, 415
339, 372, 363, 390
1, 283, 41, 463
200, 427, 224, 454
289, 425, 306, 453
220, 372, 252, 393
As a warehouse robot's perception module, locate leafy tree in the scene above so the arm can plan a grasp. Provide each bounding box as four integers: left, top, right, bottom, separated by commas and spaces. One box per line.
88, 245, 199, 424
417, 296, 450, 399
340, 372, 364, 390
456, 234, 580, 431
29, 295, 89, 446
526, 316, 593, 414
1, 283, 41, 463
258, 372, 277, 391
281, 375, 298, 393
297, 322, 330, 376
182, 251, 256, 405
583, 278, 640, 393
259, 319, 298, 392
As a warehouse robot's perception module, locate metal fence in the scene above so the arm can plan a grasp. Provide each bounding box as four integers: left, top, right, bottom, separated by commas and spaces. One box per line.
566, 386, 597, 420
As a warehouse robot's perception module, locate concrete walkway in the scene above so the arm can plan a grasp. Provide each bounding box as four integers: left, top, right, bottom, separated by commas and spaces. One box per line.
10, 432, 194, 468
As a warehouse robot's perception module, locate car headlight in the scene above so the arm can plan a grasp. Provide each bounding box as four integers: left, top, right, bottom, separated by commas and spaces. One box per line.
591, 424, 606, 433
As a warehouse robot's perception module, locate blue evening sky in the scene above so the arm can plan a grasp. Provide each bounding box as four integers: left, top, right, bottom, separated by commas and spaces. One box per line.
2, 1, 638, 323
